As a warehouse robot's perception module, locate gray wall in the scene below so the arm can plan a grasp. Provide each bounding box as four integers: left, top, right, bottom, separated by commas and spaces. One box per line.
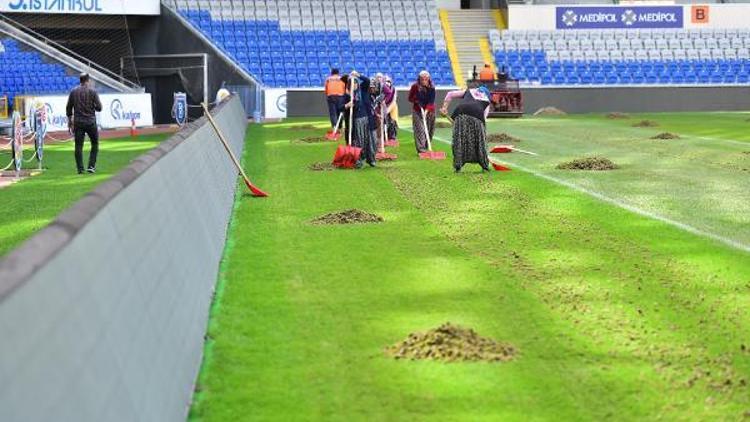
287, 86, 750, 117
0, 96, 247, 422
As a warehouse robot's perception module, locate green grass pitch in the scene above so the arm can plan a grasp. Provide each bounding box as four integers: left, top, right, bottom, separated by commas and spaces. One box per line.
0, 134, 167, 256
189, 114, 750, 421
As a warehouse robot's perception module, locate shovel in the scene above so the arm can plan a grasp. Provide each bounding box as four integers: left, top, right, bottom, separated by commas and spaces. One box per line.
418, 107, 446, 160
332, 77, 362, 169
325, 112, 343, 141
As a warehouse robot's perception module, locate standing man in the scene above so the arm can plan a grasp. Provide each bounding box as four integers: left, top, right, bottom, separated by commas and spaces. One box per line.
479, 64, 495, 81
324, 68, 346, 129
66, 73, 102, 174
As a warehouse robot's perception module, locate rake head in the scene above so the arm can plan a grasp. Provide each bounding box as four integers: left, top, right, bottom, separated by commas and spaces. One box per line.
325, 131, 341, 141
419, 151, 446, 160
490, 145, 513, 154
245, 179, 269, 197
375, 152, 398, 160
385, 139, 399, 147
491, 162, 511, 171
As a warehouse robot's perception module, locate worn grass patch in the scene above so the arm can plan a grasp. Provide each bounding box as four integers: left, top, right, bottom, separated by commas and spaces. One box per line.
308, 161, 335, 171
651, 132, 681, 140
294, 136, 329, 144
633, 120, 660, 127
533, 106, 566, 116
310, 209, 383, 225
606, 112, 630, 119
487, 132, 522, 143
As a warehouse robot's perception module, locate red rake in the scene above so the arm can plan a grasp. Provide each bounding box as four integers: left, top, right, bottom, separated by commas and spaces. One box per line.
490, 145, 513, 154
325, 112, 343, 141
418, 107, 445, 160
385, 139, 399, 147
202, 103, 268, 197
332, 78, 362, 169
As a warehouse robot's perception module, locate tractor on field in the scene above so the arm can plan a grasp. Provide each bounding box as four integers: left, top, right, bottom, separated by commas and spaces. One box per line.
470, 66, 524, 118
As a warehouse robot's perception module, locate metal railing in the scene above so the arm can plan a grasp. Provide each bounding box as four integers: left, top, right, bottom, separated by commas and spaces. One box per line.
0, 13, 141, 92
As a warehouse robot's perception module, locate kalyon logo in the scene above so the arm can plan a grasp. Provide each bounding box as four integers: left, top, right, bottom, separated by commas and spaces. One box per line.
557, 6, 682, 29
110, 99, 141, 121
8, 0, 103, 12
44, 103, 69, 127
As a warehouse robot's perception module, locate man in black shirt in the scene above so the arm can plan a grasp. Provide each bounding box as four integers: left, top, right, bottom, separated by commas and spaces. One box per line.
66, 73, 102, 174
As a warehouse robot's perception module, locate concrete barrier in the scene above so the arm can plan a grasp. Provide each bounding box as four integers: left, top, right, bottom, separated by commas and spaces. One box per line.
0, 96, 247, 422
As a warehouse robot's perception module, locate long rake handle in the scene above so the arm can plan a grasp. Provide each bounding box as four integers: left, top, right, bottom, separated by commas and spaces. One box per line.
347, 78, 354, 146
201, 102, 258, 192
421, 107, 433, 152
332, 112, 343, 135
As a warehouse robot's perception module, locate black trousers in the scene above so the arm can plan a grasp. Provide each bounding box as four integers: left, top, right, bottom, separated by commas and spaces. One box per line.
326, 95, 345, 128
74, 122, 99, 172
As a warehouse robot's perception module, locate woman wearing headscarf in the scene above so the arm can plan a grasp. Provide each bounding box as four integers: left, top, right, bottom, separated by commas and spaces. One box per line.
408, 70, 436, 153
383, 75, 399, 143
440, 84, 492, 172
343, 71, 377, 168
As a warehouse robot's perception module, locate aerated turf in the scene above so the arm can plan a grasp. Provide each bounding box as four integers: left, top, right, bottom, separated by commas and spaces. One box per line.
0, 135, 166, 257
189, 117, 750, 421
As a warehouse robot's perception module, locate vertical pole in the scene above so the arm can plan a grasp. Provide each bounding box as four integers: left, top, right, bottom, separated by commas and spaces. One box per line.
203, 54, 209, 106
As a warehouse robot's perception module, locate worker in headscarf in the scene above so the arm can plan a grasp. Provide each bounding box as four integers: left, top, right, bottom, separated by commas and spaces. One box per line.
343, 71, 377, 168
440, 84, 492, 172
407, 70, 436, 154
324, 68, 347, 129
383, 75, 398, 143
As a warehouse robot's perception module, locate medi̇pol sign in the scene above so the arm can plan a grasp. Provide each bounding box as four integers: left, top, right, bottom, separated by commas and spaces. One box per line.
557, 6, 683, 30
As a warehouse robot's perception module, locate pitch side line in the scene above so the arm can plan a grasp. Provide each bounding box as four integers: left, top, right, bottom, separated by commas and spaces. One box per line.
412, 129, 750, 254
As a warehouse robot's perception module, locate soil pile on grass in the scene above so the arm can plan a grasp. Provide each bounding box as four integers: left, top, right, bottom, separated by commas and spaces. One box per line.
435, 121, 453, 129
651, 132, 680, 140
633, 120, 659, 128
557, 157, 619, 171
294, 136, 329, 144
311, 209, 383, 225
309, 162, 335, 171
385, 323, 516, 363
533, 106, 566, 116
606, 112, 630, 119
487, 133, 522, 143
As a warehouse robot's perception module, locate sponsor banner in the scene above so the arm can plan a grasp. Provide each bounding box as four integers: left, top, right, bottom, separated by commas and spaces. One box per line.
23, 93, 153, 132
1, 0, 160, 15
556, 6, 683, 29
264, 89, 287, 119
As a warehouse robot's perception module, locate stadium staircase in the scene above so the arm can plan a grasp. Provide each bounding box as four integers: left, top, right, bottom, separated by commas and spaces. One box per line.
0, 14, 141, 104
490, 28, 750, 86
442, 9, 504, 84
167, 0, 455, 88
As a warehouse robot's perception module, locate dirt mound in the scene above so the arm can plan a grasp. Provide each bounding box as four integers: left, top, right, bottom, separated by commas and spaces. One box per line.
533, 106, 566, 116
632, 120, 659, 128
606, 112, 630, 119
311, 209, 383, 225
294, 136, 329, 144
557, 156, 619, 171
385, 323, 516, 363
435, 121, 453, 129
651, 132, 680, 140
487, 133, 522, 143
290, 124, 321, 131
309, 162, 335, 171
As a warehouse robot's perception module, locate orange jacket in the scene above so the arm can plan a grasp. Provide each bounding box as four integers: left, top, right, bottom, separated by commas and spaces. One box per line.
325, 75, 346, 96
479, 68, 495, 81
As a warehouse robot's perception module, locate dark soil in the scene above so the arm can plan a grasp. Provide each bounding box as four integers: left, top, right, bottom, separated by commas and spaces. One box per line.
632, 120, 660, 128
385, 323, 516, 363
557, 157, 619, 171
435, 121, 453, 129
309, 162, 335, 171
533, 106, 566, 116
651, 132, 680, 140
294, 136, 329, 144
311, 209, 383, 225
606, 112, 630, 119
487, 133, 522, 143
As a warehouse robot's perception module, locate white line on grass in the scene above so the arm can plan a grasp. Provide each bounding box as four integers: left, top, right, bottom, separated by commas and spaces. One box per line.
410, 129, 750, 254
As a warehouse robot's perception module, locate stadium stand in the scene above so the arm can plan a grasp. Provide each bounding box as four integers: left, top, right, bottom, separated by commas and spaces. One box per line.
0, 38, 81, 102
490, 28, 750, 85
169, 0, 454, 87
